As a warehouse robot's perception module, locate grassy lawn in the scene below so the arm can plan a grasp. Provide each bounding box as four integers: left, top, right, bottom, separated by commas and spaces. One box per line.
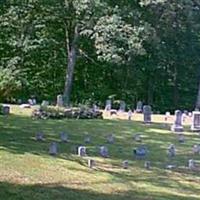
0, 105, 200, 200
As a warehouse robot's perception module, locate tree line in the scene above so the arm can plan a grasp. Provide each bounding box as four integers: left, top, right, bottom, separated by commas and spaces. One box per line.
0, 0, 200, 112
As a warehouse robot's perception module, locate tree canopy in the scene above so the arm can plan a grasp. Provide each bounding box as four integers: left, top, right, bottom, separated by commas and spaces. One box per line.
0, 0, 200, 112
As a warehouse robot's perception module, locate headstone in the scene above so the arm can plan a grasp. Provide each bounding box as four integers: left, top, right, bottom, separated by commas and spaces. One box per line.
165, 112, 170, 121
36, 132, 44, 141
49, 142, 58, 155
119, 101, 126, 112
182, 113, 187, 123
188, 159, 195, 170
136, 101, 143, 113
78, 146, 86, 157
171, 110, 183, 132
178, 134, 185, 143
28, 99, 33, 105
143, 105, 152, 124
134, 134, 142, 142
107, 134, 114, 144
32, 98, 37, 105
144, 161, 151, 170
128, 109, 133, 120
192, 144, 200, 154
2, 105, 10, 115
99, 146, 109, 158
167, 144, 176, 157
60, 132, 68, 142
122, 160, 129, 169
84, 135, 91, 144
19, 104, 31, 108
41, 100, 49, 107
88, 159, 95, 168
133, 146, 147, 159
166, 164, 176, 169
191, 111, 200, 131
57, 95, 64, 107
105, 100, 111, 111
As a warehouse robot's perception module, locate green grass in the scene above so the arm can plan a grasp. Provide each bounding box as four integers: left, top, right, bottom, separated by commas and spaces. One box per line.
0, 105, 200, 200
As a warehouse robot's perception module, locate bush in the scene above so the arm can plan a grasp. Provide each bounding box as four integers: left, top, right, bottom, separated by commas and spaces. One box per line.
32, 105, 103, 120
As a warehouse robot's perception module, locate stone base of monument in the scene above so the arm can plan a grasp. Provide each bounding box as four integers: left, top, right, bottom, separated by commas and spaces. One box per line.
191, 126, 200, 132
171, 125, 183, 132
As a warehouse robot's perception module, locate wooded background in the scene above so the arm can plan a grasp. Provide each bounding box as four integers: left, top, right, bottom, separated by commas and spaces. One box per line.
0, 0, 200, 112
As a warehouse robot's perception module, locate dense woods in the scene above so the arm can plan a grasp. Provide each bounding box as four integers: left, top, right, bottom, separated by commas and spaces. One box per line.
1, 0, 200, 112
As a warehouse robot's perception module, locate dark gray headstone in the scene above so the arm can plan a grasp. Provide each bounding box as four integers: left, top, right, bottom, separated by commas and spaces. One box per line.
143, 105, 152, 124
133, 146, 147, 159
36, 132, 44, 141
107, 134, 114, 144
49, 142, 58, 155
191, 111, 200, 131
99, 146, 109, 158
167, 144, 176, 157
122, 160, 129, 169
2, 105, 10, 115
144, 161, 151, 170
60, 132, 68, 142
171, 110, 183, 132
178, 134, 185, 143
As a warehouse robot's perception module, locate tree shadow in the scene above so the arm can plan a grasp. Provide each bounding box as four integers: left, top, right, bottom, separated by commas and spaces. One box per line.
0, 181, 199, 200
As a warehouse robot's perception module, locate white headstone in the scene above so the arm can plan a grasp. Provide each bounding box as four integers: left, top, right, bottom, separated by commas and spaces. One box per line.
78, 146, 86, 157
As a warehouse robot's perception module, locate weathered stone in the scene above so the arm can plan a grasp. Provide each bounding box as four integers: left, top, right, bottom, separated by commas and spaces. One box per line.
188, 159, 195, 170
136, 101, 143, 113
128, 109, 133, 120
167, 144, 176, 157
178, 134, 185, 143
60, 132, 68, 142
78, 146, 87, 157
99, 146, 109, 158
192, 144, 200, 154
36, 132, 44, 141
133, 146, 147, 159
191, 111, 200, 131
107, 134, 114, 144
143, 105, 152, 124
119, 101, 126, 112
49, 142, 58, 155
2, 105, 10, 115
171, 110, 183, 132
144, 161, 151, 170
88, 159, 95, 168
57, 95, 64, 107
122, 160, 129, 169
105, 100, 112, 111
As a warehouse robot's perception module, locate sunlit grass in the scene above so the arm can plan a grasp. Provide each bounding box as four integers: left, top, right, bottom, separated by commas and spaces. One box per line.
0, 105, 200, 199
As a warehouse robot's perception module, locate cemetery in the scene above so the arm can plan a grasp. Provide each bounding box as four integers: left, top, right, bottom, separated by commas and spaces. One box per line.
1, 1, 200, 199
0, 104, 200, 200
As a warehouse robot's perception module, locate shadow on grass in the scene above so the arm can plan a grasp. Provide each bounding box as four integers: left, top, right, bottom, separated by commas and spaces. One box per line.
0, 181, 199, 200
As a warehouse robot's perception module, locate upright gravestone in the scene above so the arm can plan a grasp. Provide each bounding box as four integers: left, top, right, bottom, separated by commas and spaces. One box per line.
57, 95, 64, 107
191, 111, 200, 131
188, 159, 195, 170
167, 144, 176, 157
122, 160, 129, 169
2, 105, 10, 115
84, 135, 91, 144
41, 100, 49, 107
119, 101, 126, 112
88, 159, 95, 168
107, 134, 114, 144
36, 132, 44, 141
60, 132, 68, 143
49, 142, 58, 155
78, 146, 86, 157
128, 109, 133, 120
105, 100, 112, 111
144, 161, 151, 170
99, 146, 109, 158
136, 101, 143, 113
171, 110, 183, 132
143, 105, 152, 124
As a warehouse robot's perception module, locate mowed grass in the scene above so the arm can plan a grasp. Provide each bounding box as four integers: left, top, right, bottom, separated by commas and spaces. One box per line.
0, 106, 200, 200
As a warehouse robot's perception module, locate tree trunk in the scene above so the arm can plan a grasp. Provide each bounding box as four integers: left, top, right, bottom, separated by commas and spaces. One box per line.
63, 26, 78, 106
196, 79, 200, 109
